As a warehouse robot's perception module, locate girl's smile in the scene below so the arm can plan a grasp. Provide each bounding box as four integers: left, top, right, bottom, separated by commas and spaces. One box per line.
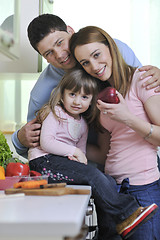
62, 88, 93, 119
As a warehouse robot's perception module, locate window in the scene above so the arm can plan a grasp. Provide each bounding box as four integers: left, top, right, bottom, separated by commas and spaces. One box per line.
53, 0, 160, 67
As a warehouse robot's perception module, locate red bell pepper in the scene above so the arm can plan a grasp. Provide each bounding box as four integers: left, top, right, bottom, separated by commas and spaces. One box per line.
29, 170, 42, 176
5, 162, 30, 177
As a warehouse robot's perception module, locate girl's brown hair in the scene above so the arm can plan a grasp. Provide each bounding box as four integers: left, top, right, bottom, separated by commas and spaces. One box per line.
70, 26, 138, 97
36, 68, 99, 126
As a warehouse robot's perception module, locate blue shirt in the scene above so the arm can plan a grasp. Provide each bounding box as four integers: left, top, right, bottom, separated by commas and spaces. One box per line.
12, 39, 142, 158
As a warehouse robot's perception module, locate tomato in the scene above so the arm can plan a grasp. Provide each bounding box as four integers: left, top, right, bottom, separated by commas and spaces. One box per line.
5, 162, 30, 177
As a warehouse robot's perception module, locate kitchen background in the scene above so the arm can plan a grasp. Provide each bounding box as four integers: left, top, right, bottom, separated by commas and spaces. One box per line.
0, 0, 160, 161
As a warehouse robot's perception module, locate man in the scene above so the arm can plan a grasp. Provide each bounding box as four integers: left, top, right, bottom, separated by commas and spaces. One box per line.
12, 14, 160, 159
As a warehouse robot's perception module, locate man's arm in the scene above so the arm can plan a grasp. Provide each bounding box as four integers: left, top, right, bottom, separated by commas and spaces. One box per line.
11, 118, 41, 158
114, 39, 142, 67
115, 39, 160, 93
17, 118, 41, 148
139, 65, 160, 92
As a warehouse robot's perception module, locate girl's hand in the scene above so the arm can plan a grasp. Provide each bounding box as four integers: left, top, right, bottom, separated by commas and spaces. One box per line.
138, 65, 160, 92
68, 148, 87, 165
97, 92, 133, 124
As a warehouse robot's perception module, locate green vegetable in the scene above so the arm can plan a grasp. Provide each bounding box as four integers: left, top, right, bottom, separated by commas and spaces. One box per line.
0, 131, 13, 168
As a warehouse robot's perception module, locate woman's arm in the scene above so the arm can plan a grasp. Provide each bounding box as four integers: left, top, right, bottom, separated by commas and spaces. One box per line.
142, 95, 160, 145
120, 95, 160, 146
120, 94, 160, 146
97, 93, 160, 146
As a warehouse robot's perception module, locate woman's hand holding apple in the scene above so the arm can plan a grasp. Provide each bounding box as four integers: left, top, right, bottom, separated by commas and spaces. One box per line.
97, 91, 133, 124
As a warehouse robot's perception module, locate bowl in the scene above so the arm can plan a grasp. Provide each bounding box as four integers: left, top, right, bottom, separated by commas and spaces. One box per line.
0, 175, 48, 190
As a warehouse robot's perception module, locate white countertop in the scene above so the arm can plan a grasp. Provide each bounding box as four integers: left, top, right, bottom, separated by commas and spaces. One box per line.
0, 185, 91, 240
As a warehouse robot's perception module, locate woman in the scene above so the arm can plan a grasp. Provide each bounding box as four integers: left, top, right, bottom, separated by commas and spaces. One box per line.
28, 68, 157, 240
70, 26, 160, 240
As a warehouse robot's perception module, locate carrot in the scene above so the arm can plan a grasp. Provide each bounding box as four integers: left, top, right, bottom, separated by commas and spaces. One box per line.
13, 182, 24, 188
13, 179, 48, 189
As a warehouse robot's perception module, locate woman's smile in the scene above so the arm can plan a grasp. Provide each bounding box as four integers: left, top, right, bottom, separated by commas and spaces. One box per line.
74, 42, 112, 81
96, 66, 106, 77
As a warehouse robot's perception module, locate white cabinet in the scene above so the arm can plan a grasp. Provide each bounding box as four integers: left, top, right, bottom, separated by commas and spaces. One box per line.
0, 0, 53, 73
0, 186, 91, 240
0, 0, 20, 61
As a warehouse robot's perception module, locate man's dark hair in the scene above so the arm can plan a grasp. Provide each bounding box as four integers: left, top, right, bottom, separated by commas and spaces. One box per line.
27, 14, 67, 53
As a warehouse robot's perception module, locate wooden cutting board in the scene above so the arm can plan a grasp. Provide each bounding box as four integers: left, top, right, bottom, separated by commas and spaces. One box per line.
5, 187, 91, 196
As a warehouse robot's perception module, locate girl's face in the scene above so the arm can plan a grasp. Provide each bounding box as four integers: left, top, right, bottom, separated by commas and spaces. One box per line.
74, 42, 112, 82
62, 88, 93, 119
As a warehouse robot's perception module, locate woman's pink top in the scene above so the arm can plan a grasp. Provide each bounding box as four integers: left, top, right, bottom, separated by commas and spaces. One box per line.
28, 106, 88, 162
100, 69, 160, 185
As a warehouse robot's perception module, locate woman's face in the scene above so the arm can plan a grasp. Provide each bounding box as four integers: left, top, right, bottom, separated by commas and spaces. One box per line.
74, 42, 112, 82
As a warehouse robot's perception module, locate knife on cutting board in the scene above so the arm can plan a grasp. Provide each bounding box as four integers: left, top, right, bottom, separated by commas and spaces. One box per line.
39, 182, 66, 188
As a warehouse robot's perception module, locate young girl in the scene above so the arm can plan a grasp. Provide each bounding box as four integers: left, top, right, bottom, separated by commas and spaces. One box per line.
70, 26, 160, 240
29, 68, 157, 240
28, 68, 98, 166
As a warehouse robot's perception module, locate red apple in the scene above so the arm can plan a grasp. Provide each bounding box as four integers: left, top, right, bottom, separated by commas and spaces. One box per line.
97, 87, 120, 104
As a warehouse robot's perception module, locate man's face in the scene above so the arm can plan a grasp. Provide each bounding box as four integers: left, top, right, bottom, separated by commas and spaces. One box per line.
37, 27, 76, 70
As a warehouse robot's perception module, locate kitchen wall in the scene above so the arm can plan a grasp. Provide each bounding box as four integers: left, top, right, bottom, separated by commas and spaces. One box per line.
0, 74, 39, 132
0, 0, 50, 134
0, 0, 52, 161
0, 73, 39, 162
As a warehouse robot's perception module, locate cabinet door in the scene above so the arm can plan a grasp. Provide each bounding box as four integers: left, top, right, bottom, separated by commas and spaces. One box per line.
0, 0, 20, 61
0, 0, 53, 73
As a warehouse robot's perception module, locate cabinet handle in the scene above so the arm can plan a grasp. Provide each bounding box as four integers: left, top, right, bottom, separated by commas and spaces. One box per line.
0, 33, 14, 48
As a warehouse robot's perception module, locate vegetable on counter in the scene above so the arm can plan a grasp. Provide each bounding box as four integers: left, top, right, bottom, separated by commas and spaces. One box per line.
30, 170, 42, 176
5, 162, 30, 177
0, 132, 44, 182
0, 166, 5, 180
0, 131, 30, 177
14, 179, 48, 189
0, 131, 12, 169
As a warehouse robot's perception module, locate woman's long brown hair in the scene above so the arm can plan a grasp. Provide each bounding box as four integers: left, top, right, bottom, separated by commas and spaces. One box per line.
70, 26, 138, 97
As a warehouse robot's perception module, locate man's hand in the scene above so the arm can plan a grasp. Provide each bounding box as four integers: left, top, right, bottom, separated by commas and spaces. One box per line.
17, 118, 41, 148
139, 65, 160, 92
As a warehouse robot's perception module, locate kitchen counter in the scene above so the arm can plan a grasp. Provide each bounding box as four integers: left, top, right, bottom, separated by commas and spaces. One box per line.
0, 185, 91, 240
